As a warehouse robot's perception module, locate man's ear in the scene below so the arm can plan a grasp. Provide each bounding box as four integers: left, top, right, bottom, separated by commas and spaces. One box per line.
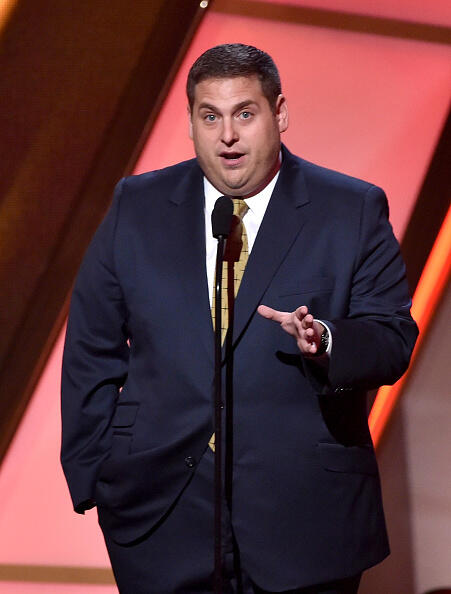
188, 105, 193, 139
275, 94, 288, 133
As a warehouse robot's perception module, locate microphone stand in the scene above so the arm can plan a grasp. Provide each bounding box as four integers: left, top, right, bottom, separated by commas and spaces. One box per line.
211, 195, 233, 594
213, 235, 225, 594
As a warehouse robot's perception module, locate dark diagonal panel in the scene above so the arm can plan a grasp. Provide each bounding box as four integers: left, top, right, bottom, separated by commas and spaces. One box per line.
212, 0, 451, 44
0, 0, 208, 462
401, 106, 451, 294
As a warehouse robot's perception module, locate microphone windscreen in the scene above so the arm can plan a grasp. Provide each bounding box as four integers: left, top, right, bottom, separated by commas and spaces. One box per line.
212, 195, 233, 238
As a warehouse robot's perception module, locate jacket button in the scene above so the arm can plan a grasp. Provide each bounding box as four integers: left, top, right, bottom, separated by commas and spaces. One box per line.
184, 456, 195, 468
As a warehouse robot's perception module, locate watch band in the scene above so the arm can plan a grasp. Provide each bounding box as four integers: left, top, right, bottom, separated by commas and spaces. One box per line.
316, 327, 329, 356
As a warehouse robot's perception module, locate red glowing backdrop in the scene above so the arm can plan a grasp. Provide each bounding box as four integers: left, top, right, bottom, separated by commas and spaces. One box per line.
0, 1, 449, 590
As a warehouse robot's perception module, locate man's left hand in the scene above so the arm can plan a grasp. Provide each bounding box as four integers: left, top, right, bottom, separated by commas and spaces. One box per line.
257, 304, 325, 356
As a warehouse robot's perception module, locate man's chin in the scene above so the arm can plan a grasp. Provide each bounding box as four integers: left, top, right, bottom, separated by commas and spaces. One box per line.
221, 176, 249, 195
206, 171, 252, 195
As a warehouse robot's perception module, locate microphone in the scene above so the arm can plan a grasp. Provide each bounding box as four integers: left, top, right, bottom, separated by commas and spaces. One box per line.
212, 195, 233, 238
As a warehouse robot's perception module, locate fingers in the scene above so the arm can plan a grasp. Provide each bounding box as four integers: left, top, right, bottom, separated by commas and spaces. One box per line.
305, 338, 318, 354
293, 307, 312, 335
292, 313, 316, 353
257, 304, 288, 323
294, 306, 315, 328
294, 305, 309, 321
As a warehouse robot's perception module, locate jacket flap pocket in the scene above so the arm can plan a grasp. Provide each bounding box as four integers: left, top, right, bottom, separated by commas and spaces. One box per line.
95, 429, 211, 544
111, 403, 139, 428
317, 442, 378, 476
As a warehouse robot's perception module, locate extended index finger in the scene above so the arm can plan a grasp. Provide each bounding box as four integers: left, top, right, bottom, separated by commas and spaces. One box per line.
257, 304, 288, 323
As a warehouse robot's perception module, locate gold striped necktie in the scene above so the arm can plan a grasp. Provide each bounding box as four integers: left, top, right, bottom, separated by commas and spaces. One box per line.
209, 198, 249, 452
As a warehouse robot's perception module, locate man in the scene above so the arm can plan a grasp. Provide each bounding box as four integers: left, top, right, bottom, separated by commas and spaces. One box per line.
61, 44, 418, 593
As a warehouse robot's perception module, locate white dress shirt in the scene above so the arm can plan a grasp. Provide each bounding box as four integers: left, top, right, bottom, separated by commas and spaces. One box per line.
203, 172, 280, 306
202, 169, 332, 355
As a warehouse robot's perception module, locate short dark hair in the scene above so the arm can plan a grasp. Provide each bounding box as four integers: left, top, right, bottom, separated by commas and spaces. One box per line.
186, 43, 282, 110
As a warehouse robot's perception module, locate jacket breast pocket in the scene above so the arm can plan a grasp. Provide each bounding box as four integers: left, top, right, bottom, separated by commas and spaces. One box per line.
276, 277, 335, 318
317, 442, 378, 476
278, 276, 334, 297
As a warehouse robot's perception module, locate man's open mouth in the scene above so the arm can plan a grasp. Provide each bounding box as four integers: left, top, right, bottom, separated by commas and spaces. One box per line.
220, 152, 245, 164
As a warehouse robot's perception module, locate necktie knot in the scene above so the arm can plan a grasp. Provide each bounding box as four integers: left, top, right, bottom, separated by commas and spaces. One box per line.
233, 198, 248, 219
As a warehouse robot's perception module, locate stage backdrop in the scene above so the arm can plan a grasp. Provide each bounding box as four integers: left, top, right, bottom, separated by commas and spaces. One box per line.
0, 1, 449, 591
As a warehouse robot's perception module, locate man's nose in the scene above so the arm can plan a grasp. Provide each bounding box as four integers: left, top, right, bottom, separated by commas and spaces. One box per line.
221, 118, 238, 145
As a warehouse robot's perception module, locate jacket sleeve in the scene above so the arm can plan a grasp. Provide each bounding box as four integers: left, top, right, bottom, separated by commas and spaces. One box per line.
325, 185, 418, 392
61, 178, 129, 513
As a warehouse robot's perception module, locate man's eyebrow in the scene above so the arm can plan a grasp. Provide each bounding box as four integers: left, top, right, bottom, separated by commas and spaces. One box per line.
197, 100, 259, 112
233, 100, 258, 112
197, 102, 219, 112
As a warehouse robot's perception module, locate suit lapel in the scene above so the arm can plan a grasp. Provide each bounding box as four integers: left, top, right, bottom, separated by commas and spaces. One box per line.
167, 161, 214, 364
232, 150, 311, 345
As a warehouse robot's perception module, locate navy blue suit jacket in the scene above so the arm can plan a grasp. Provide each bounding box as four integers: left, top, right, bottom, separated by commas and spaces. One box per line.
61, 146, 418, 589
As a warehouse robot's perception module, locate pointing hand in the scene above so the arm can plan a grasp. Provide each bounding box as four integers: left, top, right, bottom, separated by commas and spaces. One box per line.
257, 304, 325, 355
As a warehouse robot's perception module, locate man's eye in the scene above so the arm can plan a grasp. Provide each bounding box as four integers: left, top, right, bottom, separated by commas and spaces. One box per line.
240, 111, 252, 120
205, 114, 216, 122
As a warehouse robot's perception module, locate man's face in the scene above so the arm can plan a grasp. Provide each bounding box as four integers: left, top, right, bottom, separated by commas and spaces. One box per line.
189, 75, 288, 197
